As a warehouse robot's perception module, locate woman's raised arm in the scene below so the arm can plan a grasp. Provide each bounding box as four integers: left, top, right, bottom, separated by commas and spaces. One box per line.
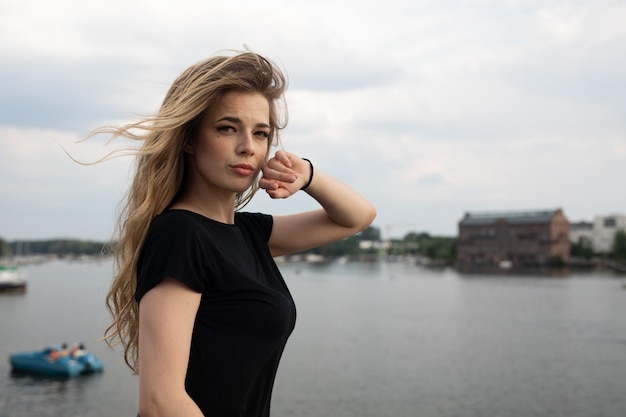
260, 151, 377, 257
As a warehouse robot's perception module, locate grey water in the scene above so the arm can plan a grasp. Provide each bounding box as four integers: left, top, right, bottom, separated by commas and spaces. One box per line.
1, 259, 625, 417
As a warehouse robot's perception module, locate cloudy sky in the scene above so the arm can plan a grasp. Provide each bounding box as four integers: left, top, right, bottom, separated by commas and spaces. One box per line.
1, 0, 624, 242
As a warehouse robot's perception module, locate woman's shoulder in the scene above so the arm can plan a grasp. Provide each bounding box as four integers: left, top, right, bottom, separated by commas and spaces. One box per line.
235, 212, 273, 240
145, 209, 208, 244
235, 211, 270, 221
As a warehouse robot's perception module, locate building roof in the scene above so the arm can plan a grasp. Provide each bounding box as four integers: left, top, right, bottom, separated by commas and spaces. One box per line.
459, 209, 562, 226
570, 221, 593, 230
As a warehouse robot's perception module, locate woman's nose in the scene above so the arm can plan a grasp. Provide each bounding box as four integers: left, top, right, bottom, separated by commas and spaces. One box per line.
236, 132, 255, 155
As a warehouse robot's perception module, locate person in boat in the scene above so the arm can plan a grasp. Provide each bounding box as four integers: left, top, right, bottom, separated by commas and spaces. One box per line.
70, 343, 86, 359
47, 343, 69, 362
98, 50, 376, 417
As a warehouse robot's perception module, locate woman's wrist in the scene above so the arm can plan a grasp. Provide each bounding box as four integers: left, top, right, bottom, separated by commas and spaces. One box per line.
300, 158, 314, 190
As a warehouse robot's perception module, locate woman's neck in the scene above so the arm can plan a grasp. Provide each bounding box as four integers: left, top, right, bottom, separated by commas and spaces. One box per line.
172, 192, 236, 224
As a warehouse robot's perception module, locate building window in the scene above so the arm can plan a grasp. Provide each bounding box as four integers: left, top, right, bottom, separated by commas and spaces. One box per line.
604, 217, 616, 228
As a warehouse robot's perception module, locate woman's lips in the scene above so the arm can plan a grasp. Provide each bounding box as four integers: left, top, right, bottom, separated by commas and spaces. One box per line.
230, 164, 255, 176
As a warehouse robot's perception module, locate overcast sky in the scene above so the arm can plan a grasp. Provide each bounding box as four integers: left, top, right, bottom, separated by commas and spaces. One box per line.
1, 0, 624, 242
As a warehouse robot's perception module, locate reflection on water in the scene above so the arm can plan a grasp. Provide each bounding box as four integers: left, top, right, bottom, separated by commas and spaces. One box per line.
1, 259, 625, 417
6, 371, 107, 417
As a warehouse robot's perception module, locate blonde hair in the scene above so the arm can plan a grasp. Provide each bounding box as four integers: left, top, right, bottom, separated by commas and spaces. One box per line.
101, 50, 288, 373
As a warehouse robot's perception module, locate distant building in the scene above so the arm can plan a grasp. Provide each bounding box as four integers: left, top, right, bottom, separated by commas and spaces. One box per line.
456, 209, 570, 268
569, 221, 593, 247
592, 214, 626, 253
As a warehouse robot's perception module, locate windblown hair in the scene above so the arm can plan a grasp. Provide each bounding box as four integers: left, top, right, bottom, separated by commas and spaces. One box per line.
100, 51, 288, 373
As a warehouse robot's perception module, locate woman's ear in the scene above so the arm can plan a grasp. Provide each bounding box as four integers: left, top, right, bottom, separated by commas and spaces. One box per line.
184, 117, 202, 155
183, 141, 194, 155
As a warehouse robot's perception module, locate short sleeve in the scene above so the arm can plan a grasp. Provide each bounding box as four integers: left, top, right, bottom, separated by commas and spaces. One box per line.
135, 212, 209, 302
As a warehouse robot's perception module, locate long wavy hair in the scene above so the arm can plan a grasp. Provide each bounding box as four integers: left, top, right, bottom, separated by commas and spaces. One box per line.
99, 51, 288, 373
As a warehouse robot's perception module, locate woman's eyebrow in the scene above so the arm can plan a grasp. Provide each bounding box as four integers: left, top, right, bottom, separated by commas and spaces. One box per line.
216, 116, 270, 128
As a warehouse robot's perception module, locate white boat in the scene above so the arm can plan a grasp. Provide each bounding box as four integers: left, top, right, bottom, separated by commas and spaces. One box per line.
0, 265, 27, 293
498, 260, 513, 269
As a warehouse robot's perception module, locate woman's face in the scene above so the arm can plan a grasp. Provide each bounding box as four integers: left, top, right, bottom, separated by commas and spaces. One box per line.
185, 91, 271, 197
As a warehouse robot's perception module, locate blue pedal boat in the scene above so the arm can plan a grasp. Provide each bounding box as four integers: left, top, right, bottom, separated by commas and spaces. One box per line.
10, 346, 104, 377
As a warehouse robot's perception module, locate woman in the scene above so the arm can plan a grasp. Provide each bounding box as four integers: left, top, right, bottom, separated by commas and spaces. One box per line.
101, 50, 376, 417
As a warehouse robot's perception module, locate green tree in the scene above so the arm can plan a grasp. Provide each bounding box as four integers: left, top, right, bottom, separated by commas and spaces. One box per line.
571, 236, 594, 259
9, 239, 107, 257
612, 230, 626, 261
396, 232, 456, 263
358, 226, 381, 241
315, 235, 362, 257
0, 236, 10, 258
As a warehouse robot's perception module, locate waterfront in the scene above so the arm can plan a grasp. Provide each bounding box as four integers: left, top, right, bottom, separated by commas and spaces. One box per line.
1, 259, 625, 417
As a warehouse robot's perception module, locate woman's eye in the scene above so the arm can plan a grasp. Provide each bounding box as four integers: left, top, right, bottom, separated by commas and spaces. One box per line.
217, 126, 235, 133
255, 131, 270, 139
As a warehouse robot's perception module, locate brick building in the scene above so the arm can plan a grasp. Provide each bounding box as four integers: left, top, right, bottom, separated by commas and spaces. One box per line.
456, 209, 570, 269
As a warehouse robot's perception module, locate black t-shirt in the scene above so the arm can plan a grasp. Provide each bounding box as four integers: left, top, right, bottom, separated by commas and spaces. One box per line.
136, 210, 297, 417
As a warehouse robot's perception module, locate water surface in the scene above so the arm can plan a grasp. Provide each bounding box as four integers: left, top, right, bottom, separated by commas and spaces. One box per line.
1, 259, 625, 417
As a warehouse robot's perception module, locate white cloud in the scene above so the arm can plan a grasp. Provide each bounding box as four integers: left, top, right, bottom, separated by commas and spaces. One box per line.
1, 0, 625, 240
0, 127, 132, 240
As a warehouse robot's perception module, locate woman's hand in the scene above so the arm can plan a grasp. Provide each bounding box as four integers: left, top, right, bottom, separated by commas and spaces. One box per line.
259, 150, 310, 199
263, 151, 377, 257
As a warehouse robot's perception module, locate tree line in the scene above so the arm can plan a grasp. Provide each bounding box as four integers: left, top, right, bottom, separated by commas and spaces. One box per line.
2, 228, 625, 265
571, 229, 626, 262
285, 226, 457, 264
0, 226, 453, 262
0, 238, 110, 258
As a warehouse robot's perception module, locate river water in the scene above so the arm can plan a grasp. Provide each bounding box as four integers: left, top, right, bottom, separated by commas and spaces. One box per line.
1, 258, 625, 417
